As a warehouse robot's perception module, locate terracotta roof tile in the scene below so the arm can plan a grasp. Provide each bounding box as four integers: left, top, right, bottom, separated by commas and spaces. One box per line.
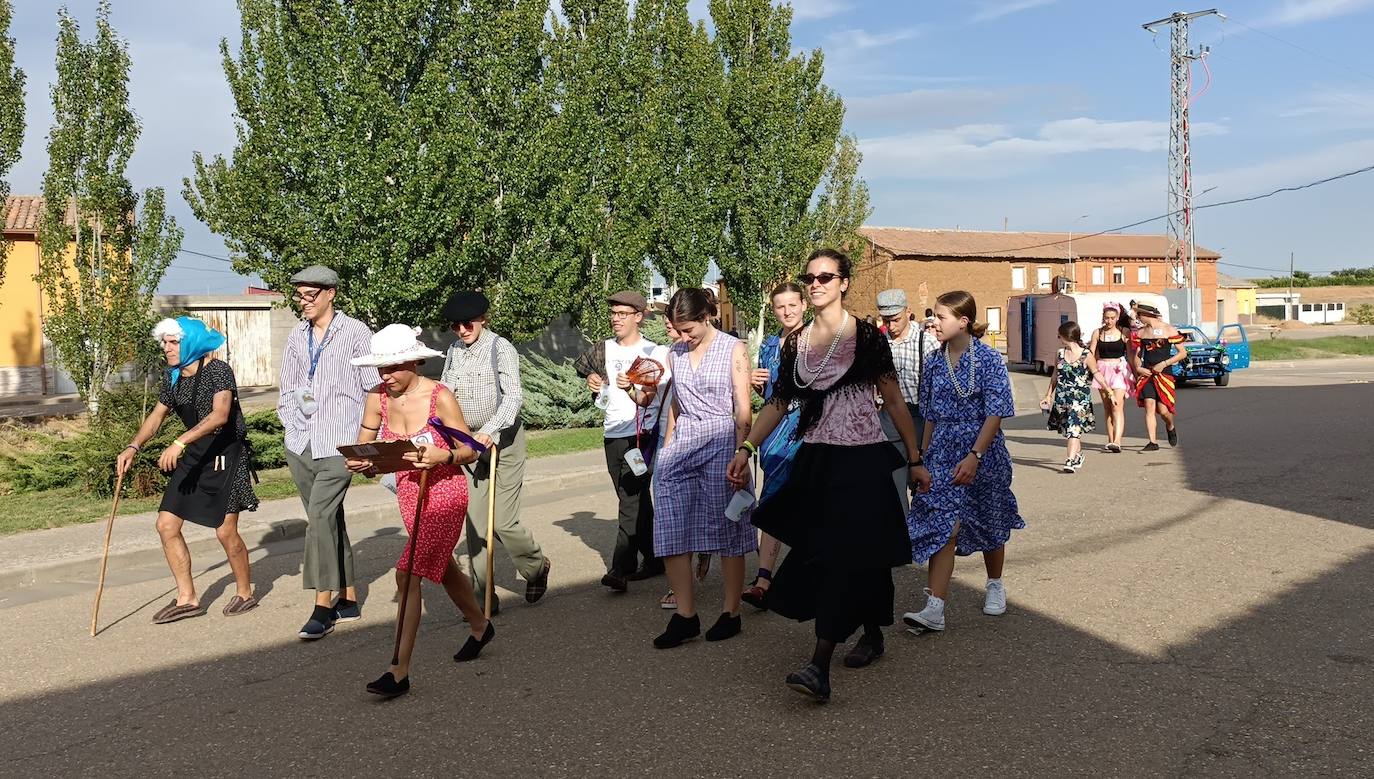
860, 226, 1221, 261
3, 195, 45, 234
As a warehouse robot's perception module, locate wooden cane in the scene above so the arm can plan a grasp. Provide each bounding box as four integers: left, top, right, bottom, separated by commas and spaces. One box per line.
90, 470, 127, 637
483, 444, 499, 620
391, 466, 431, 666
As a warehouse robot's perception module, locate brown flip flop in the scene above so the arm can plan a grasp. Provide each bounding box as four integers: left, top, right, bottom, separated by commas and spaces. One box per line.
222, 595, 259, 616
153, 602, 205, 624
152, 600, 180, 622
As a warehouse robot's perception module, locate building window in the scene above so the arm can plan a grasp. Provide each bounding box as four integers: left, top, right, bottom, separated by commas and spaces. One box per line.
1011, 267, 1026, 290
1336, 303, 1345, 310
1091, 266, 1105, 285
986, 307, 1002, 333
1036, 267, 1051, 288
1137, 266, 1150, 284
1112, 266, 1125, 284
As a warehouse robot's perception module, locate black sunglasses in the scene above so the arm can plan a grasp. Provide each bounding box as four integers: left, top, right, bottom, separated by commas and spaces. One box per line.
797, 272, 845, 286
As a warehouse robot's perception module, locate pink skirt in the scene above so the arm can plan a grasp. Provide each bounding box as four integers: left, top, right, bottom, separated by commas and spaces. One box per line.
1093, 357, 1135, 394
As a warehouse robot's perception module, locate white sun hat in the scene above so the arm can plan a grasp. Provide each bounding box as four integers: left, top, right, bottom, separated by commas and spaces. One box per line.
351, 324, 444, 368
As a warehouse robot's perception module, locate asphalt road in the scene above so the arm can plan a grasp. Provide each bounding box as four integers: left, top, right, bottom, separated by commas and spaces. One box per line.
2, 360, 1371, 777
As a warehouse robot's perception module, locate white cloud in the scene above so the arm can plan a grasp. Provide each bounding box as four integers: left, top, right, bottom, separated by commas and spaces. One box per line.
859, 117, 1229, 180
1279, 86, 1374, 126
971, 0, 1059, 23
828, 27, 922, 50
1261, 0, 1374, 26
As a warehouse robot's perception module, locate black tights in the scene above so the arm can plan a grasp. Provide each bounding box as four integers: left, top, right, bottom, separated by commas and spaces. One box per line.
810, 623, 882, 675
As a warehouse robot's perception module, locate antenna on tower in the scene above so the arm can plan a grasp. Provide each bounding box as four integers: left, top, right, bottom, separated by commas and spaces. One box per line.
1142, 8, 1222, 327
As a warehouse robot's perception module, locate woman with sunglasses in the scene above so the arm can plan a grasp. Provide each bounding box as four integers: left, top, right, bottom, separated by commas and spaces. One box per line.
651, 288, 757, 648
728, 249, 921, 703
741, 281, 809, 610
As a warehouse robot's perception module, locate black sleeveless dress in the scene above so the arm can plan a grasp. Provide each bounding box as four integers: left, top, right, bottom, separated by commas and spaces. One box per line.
157, 359, 259, 527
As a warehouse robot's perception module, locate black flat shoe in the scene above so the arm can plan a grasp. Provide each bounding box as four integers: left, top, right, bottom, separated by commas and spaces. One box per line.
705, 612, 742, 642
1167, 427, 1178, 447
785, 663, 831, 703
454, 620, 496, 662
843, 636, 885, 668
741, 584, 770, 611
1143, 442, 1160, 452
366, 672, 410, 699
653, 613, 701, 649
626, 562, 665, 581
600, 571, 628, 593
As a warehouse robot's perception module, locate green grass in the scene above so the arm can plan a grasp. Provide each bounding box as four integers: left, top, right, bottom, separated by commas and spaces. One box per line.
0, 428, 605, 536
1249, 336, 1374, 361
525, 425, 603, 458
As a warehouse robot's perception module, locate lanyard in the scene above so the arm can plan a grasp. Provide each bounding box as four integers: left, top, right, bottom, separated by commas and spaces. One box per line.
306, 316, 339, 382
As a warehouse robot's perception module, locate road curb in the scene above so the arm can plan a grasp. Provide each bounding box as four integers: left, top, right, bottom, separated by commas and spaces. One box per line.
0, 466, 606, 593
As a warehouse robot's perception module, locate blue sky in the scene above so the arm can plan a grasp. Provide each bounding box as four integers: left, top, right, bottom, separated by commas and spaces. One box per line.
7, 0, 1374, 293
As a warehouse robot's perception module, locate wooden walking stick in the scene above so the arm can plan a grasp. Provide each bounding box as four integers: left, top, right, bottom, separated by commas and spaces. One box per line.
90, 470, 127, 637
391, 466, 431, 666
483, 444, 499, 620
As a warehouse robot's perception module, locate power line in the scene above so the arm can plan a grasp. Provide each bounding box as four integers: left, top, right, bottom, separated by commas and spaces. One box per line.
1217, 260, 1337, 275
1227, 17, 1374, 84
178, 247, 234, 263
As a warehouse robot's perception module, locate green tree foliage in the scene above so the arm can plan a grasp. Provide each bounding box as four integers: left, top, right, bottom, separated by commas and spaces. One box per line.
519, 352, 601, 429
805, 133, 870, 256
36, 2, 182, 412
0, 0, 25, 288
1254, 266, 1374, 289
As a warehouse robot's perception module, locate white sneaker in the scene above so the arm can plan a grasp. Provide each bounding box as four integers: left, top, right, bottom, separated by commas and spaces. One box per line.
1071, 454, 1085, 471
1061, 458, 1076, 473
903, 588, 945, 633
984, 579, 1007, 616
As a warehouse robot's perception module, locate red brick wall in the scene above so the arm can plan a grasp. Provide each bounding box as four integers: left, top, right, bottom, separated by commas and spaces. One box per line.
1069, 258, 1218, 322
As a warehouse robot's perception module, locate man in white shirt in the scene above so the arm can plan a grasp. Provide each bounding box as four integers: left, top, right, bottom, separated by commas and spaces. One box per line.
878, 288, 936, 513
577, 291, 672, 592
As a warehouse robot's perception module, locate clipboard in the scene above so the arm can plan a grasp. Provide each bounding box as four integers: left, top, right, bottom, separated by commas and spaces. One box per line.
337, 440, 422, 474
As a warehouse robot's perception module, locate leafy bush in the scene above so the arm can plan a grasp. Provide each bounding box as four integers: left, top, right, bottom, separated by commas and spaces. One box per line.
519, 353, 601, 430
1351, 304, 1374, 325
641, 315, 669, 346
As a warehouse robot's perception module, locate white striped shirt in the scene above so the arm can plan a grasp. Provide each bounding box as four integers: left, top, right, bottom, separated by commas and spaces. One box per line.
277, 311, 380, 459
440, 328, 523, 437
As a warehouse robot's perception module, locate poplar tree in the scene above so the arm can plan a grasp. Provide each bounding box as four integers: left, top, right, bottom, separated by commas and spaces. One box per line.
0, 0, 25, 286
36, 2, 181, 412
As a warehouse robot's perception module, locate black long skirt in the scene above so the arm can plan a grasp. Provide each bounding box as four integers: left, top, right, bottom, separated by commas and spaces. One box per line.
751, 441, 912, 643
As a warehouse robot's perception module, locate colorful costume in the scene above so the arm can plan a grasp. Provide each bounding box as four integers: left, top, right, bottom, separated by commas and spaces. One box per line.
908, 339, 1024, 562
1132, 331, 1185, 414
1091, 329, 1135, 394
379, 385, 469, 584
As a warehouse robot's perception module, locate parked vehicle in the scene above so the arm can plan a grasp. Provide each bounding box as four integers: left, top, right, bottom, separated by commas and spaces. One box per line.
1172, 324, 1251, 387
1006, 291, 1171, 374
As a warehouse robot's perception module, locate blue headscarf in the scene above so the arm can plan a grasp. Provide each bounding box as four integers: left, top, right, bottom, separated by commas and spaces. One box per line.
167, 316, 226, 386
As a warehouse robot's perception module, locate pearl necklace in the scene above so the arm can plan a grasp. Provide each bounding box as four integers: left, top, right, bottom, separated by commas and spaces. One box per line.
944, 342, 978, 399
794, 312, 849, 389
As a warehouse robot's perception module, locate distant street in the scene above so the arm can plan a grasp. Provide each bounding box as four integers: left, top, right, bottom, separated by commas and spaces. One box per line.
1, 359, 1371, 776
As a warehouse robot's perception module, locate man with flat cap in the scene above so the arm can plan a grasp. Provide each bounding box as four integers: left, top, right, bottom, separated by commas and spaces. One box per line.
277, 265, 380, 640
574, 291, 671, 592
877, 288, 936, 512
440, 291, 551, 611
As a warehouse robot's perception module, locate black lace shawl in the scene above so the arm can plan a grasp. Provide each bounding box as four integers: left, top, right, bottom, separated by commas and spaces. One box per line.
770, 318, 897, 439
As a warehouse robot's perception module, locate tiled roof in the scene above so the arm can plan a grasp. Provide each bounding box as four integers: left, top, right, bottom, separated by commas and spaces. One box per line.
3, 195, 44, 234
860, 226, 1221, 261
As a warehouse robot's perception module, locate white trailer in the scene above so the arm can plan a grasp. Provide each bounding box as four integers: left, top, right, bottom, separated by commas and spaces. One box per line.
1005, 291, 1170, 374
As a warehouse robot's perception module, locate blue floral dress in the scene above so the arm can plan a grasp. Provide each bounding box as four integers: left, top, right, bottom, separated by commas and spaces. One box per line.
757, 332, 802, 503
908, 339, 1025, 561
1048, 347, 1096, 439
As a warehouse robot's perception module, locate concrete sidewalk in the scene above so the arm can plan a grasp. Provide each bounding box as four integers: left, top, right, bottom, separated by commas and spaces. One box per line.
0, 447, 607, 592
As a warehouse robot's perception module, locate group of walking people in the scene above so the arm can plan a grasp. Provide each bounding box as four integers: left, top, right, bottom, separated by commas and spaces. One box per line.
1041, 301, 1186, 472
120, 247, 1042, 703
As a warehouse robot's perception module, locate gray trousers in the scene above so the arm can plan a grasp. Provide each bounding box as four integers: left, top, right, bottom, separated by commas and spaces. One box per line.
463, 422, 545, 599
286, 444, 356, 592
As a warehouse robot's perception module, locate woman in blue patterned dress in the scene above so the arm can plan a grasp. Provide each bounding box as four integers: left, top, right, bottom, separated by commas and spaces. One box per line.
651, 288, 757, 648
741, 281, 808, 610
905, 290, 1025, 633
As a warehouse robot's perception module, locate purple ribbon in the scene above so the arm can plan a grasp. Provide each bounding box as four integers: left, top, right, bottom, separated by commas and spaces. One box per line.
427, 417, 488, 453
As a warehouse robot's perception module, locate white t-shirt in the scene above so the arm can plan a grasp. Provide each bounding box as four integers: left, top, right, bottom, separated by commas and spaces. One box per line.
603, 337, 672, 438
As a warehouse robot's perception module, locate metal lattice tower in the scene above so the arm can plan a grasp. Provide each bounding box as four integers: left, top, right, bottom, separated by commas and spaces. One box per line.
1143, 9, 1221, 325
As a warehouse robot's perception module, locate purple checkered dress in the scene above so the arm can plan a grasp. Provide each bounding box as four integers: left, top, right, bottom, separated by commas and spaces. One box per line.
652, 332, 758, 558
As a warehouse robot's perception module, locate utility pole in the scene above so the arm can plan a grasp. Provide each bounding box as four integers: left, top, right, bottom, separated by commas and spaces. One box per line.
1143, 8, 1223, 327
1288, 251, 1295, 321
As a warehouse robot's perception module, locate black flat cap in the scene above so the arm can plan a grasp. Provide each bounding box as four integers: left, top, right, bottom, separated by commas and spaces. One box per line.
442, 291, 490, 322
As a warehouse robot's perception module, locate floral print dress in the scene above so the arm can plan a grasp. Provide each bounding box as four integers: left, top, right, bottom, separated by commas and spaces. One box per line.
1048, 347, 1096, 440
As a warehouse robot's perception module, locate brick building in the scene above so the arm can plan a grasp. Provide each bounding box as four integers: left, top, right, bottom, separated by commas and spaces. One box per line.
850, 227, 1222, 335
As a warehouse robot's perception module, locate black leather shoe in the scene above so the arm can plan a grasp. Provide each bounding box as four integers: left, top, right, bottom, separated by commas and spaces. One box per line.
653, 613, 701, 649
454, 620, 495, 662
785, 664, 831, 703
601, 570, 629, 593
705, 612, 742, 642
1167, 427, 1178, 447
843, 635, 885, 668
626, 562, 665, 581
366, 672, 410, 699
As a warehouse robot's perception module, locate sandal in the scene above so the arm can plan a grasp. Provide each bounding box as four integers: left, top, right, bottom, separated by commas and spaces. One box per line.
660, 590, 677, 610
741, 584, 769, 611
153, 601, 205, 624
222, 595, 259, 616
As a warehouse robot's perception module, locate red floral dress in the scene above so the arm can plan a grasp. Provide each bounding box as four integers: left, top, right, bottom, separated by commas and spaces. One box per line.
380, 385, 469, 583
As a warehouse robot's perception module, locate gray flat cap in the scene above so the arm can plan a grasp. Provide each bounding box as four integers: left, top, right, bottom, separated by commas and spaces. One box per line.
289, 264, 339, 288
876, 288, 908, 316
